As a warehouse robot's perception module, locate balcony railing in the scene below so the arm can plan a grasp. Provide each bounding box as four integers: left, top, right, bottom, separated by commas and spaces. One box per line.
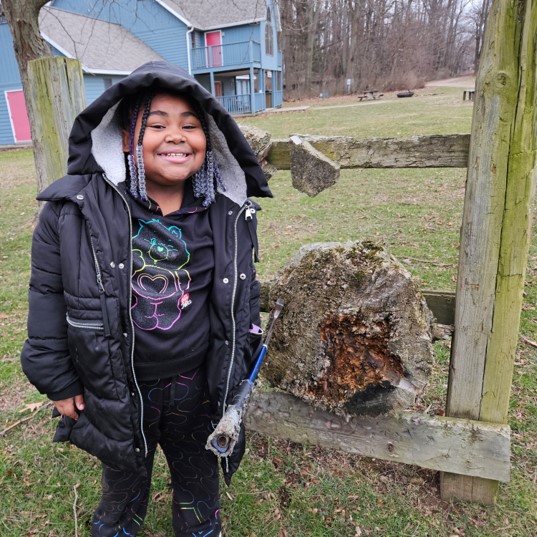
217, 91, 284, 115
217, 94, 252, 115
192, 41, 261, 70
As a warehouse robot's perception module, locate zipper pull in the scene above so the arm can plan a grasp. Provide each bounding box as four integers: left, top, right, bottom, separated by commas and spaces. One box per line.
245, 206, 256, 221
95, 260, 111, 338
98, 285, 112, 338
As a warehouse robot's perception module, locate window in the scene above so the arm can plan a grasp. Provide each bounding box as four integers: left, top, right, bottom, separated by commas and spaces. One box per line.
265, 7, 273, 56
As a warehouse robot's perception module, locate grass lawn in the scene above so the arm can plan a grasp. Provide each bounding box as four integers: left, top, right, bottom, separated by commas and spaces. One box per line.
0, 86, 535, 536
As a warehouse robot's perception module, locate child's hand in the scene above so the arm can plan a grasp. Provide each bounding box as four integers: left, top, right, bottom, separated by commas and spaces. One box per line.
53, 395, 85, 420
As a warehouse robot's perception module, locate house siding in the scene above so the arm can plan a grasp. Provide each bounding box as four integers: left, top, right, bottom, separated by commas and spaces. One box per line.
261, 20, 280, 71
0, 92, 16, 145
221, 25, 260, 46
0, 24, 22, 84
0, 22, 24, 144
83, 75, 125, 104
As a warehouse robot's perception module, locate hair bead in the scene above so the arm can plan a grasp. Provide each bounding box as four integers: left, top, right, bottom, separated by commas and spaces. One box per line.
133, 95, 153, 201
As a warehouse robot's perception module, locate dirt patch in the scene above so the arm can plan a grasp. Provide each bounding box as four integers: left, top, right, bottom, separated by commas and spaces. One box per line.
425, 75, 476, 88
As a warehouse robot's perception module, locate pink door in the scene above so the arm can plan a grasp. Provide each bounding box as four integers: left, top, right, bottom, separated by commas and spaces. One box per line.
6, 90, 31, 142
206, 31, 223, 67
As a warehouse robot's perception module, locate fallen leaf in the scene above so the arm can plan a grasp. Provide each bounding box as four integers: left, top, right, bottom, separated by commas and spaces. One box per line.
22, 402, 45, 413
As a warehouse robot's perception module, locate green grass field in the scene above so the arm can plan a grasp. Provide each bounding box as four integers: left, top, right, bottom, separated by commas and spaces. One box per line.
0, 86, 535, 536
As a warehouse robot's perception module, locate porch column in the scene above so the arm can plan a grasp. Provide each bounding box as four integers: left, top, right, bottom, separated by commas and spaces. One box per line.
260, 68, 266, 113
209, 71, 215, 96
249, 66, 255, 113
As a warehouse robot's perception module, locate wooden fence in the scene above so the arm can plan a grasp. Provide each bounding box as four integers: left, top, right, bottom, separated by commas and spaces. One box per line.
247, 131, 511, 505
246, 1, 536, 505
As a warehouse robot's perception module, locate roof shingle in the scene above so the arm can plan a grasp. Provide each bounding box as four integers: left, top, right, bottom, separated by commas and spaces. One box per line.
158, 0, 267, 30
39, 7, 163, 74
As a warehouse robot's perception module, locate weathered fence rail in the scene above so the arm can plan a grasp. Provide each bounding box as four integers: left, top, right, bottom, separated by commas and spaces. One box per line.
245, 392, 511, 482
267, 133, 471, 170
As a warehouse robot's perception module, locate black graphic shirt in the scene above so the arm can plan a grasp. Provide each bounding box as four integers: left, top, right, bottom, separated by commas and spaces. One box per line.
129, 181, 214, 380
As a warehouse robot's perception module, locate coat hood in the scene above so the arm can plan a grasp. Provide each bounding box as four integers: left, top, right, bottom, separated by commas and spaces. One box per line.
67, 61, 272, 203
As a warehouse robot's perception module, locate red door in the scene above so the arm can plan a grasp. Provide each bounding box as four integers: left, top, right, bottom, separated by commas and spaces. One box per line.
6, 90, 31, 142
205, 31, 223, 67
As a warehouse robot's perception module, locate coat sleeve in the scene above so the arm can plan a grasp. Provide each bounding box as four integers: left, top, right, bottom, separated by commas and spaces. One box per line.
20, 202, 83, 400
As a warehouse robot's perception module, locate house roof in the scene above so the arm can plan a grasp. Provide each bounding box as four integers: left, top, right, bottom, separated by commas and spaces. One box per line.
39, 7, 163, 75
157, 0, 267, 31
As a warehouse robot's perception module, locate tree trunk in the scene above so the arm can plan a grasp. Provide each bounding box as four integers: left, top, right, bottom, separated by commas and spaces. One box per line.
3, 1, 86, 194
3, 0, 50, 185
263, 241, 434, 417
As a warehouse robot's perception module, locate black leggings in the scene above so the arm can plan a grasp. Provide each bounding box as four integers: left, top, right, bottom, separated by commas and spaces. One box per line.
91, 368, 220, 537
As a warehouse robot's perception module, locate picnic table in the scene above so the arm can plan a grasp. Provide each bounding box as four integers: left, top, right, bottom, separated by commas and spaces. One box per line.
358, 89, 383, 101
463, 89, 475, 101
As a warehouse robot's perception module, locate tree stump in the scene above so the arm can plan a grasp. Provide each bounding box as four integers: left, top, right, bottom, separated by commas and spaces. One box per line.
264, 241, 434, 416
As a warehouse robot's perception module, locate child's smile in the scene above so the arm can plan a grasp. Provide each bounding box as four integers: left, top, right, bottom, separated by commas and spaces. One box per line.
123, 93, 207, 197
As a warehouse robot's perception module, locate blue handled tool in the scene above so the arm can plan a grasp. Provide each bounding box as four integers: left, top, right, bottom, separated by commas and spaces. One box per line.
206, 298, 284, 457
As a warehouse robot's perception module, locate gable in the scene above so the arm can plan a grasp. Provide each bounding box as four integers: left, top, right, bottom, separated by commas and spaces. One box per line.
158, 0, 267, 30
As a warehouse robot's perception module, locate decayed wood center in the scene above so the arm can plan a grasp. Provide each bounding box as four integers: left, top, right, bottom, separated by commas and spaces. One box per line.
263, 241, 434, 416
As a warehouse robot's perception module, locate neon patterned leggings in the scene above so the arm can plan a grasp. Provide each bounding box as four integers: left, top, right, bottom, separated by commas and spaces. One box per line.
91, 368, 221, 537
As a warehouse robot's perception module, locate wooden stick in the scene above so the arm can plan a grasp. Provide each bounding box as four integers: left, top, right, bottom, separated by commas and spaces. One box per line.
0, 402, 52, 436
401, 256, 455, 268
520, 335, 537, 349
73, 483, 80, 537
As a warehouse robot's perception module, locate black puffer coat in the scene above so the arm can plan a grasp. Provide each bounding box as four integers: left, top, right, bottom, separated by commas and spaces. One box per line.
21, 61, 272, 482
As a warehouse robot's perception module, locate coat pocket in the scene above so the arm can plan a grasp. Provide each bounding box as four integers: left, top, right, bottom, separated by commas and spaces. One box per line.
66, 313, 122, 400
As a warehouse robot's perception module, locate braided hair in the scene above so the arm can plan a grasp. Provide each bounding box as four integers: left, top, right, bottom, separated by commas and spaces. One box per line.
120, 89, 223, 206
191, 101, 225, 207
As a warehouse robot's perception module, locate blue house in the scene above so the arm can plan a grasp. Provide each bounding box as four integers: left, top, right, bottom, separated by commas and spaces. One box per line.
0, 0, 283, 145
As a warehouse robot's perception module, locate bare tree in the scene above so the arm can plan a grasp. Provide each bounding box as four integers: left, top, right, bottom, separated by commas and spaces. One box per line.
467, 0, 492, 72
278, 0, 487, 98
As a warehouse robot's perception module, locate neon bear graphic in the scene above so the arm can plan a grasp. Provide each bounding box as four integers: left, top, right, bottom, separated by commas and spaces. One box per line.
131, 219, 191, 330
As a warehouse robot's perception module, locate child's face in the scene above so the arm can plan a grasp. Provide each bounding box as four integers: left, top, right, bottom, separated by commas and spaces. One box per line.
123, 93, 207, 194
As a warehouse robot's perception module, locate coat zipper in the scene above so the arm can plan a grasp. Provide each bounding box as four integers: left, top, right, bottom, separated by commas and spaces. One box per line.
99, 175, 149, 459
66, 315, 104, 330
89, 236, 111, 337
222, 201, 252, 415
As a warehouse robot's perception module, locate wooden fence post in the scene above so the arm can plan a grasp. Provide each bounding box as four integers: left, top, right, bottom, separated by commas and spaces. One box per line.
26, 57, 86, 193
442, 0, 536, 504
